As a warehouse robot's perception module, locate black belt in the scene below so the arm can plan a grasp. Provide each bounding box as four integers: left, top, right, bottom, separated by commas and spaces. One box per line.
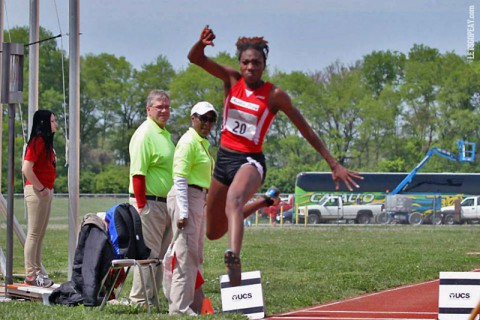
129, 194, 166, 203
188, 184, 208, 193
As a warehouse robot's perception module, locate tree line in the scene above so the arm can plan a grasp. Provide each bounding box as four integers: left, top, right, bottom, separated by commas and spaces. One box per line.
1, 26, 480, 194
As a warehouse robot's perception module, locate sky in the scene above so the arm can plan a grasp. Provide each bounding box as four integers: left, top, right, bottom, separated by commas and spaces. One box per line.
4, 0, 477, 73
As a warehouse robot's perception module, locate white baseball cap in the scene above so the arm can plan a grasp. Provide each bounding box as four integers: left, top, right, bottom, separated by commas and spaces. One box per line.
190, 101, 218, 116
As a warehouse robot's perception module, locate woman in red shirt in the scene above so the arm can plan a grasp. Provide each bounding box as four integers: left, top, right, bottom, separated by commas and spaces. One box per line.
188, 26, 362, 286
22, 110, 57, 287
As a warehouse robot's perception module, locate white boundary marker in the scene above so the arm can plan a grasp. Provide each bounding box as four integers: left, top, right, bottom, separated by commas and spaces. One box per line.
220, 270, 265, 319
438, 272, 480, 320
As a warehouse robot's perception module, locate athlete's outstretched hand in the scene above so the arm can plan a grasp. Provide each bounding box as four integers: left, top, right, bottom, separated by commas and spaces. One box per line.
200, 25, 216, 47
331, 163, 363, 191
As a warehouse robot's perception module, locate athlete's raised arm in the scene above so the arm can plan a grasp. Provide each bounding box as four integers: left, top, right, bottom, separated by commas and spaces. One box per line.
188, 25, 240, 93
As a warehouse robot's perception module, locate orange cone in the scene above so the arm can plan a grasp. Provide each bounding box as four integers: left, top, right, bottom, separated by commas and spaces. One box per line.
201, 297, 214, 315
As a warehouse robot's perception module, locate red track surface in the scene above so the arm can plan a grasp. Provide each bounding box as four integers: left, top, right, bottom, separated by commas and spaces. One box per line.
268, 280, 439, 320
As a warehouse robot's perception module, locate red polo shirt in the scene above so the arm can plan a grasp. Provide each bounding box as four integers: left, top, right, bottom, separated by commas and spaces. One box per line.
24, 135, 56, 189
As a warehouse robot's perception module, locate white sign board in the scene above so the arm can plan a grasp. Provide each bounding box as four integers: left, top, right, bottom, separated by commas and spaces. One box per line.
220, 270, 265, 319
438, 272, 480, 320
6, 283, 59, 305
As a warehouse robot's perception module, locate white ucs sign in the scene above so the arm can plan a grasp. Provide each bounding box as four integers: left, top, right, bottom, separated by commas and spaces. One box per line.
438, 272, 480, 320
220, 270, 265, 319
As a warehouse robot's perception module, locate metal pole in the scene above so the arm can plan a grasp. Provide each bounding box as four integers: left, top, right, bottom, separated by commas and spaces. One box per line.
68, 0, 80, 280
1, 42, 24, 292
2, 43, 12, 288
6, 102, 14, 287
0, 0, 4, 192
28, 0, 39, 133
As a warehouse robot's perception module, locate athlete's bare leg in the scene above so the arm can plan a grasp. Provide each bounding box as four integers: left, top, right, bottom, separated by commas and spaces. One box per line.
206, 165, 280, 286
243, 198, 271, 219
226, 165, 262, 255
205, 178, 229, 240
205, 173, 275, 241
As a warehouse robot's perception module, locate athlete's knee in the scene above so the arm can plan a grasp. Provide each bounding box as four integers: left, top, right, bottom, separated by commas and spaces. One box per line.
225, 193, 244, 212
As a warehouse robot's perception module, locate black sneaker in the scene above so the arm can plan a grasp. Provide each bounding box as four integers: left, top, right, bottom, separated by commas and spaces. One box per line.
24, 274, 54, 288
224, 249, 241, 287
263, 186, 280, 206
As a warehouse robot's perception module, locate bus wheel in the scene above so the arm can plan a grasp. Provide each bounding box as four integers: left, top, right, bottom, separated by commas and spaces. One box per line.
409, 212, 423, 225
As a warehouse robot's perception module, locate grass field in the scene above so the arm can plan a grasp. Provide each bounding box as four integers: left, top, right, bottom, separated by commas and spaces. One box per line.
1, 196, 480, 319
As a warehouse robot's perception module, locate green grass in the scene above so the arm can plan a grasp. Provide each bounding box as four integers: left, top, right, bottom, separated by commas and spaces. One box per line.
1, 197, 480, 319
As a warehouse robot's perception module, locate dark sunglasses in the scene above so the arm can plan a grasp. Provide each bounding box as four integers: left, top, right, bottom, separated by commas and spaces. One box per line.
196, 114, 217, 124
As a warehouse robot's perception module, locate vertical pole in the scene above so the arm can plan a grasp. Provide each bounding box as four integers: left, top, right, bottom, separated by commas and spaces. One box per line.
295, 204, 299, 224
2, 43, 13, 288
67, 0, 80, 280
2, 42, 24, 291
6, 102, 14, 286
305, 205, 308, 227
28, 0, 39, 133
280, 206, 283, 225
0, 0, 4, 192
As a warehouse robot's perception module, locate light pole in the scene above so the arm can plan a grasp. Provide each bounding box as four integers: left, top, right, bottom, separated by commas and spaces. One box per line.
1, 42, 24, 289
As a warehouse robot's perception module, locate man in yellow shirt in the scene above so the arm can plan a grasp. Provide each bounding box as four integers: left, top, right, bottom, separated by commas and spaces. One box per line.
166, 101, 217, 315
128, 89, 174, 306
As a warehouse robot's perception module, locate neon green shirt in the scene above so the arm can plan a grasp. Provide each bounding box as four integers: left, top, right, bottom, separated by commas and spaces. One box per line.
129, 117, 175, 197
173, 127, 214, 188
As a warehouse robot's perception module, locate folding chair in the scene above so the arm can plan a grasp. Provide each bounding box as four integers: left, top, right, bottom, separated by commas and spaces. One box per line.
98, 258, 162, 313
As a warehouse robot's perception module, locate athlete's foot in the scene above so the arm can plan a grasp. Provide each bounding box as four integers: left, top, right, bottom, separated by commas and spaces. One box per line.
224, 249, 242, 286
263, 186, 280, 206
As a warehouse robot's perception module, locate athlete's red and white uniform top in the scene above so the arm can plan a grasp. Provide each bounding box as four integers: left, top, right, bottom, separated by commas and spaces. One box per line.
221, 77, 275, 153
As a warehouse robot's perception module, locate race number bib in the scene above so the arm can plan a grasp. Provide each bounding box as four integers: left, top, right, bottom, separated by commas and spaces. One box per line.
225, 109, 258, 141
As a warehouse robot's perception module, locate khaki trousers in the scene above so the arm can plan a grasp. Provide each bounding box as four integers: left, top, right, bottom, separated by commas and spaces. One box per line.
24, 185, 53, 278
129, 198, 172, 305
166, 186, 206, 315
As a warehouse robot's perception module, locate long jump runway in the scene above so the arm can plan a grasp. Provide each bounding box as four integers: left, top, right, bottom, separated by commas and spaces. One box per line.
268, 280, 439, 320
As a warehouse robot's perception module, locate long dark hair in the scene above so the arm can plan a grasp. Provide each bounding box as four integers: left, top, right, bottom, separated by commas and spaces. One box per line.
27, 110, 55, 160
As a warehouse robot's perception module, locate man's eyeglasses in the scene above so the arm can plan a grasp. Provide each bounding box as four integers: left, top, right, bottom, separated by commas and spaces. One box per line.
196, 114, 217, 124
149, 104, 170, 110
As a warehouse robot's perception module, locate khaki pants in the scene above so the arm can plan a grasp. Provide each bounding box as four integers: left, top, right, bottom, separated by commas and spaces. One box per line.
129, 198, 172, 305
166, 186, 206, 315
24, 185, 53, 278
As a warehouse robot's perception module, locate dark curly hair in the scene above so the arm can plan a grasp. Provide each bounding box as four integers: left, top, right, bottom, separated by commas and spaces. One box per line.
236, 37, 269, 63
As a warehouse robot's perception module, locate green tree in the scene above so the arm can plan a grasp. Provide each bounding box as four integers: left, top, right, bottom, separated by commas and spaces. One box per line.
263, 70, 333, 182
359, 50, 405, 169
400, 44, 441, 155
81, 53, 134, 165
133, 55, 176, 108
436, 53, 480, 142
311, 62, 369, 168
361, 50, 406, 97
93, 165, 129, 193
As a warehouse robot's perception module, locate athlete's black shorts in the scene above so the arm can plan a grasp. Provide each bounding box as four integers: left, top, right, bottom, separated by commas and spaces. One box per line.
213, 147, 267, 186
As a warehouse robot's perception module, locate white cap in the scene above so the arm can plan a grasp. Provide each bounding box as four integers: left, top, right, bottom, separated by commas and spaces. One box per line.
190, 101, 217, 116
